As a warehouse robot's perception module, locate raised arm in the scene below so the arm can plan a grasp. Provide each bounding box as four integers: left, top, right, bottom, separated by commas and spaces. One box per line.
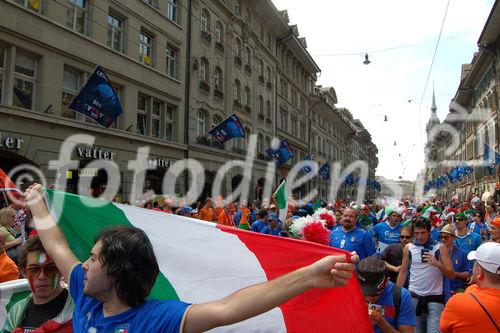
396, 244, 410, 287
183, 253, 358, 333
24, 184, 79, 282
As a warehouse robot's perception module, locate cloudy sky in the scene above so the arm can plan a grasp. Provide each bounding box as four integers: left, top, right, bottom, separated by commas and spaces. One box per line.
272, 0, 495, 181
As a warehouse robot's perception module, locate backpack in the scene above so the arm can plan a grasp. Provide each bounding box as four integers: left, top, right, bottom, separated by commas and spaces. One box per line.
392, 284, 402, 322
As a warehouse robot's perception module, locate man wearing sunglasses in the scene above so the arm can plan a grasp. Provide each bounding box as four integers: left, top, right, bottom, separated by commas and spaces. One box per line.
2, 235, 74, 333
358, 255, 416, 333
439, 224, 471, 302
453, 212, 483, 267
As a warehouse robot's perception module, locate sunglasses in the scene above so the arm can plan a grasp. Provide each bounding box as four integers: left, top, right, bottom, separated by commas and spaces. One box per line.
25, 264, 59, 279
455, 218, 464, 222
400, 235, 412, 240
440, 235, 451, 240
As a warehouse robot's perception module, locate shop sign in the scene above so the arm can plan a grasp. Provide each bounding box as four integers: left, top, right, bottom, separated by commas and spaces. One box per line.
148, 156, 171, 168
76, 146, 115, 160
0, 132, 24, 150
78, 168, 99, 177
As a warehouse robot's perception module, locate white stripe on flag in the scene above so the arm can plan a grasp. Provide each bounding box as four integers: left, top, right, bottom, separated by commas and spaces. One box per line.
117, 205, 286, 332
0, 279, 30, 328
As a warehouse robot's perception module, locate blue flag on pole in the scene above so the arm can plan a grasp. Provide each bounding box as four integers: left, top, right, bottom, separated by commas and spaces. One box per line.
208, 114, 245, 144
319, 162, 330, 180
300, 154, 313, 174
69, 66, 123, 128
266, 139, 294, 167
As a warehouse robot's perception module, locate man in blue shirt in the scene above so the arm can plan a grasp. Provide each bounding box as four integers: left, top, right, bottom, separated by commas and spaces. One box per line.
261, 213, 283, 236
453, 212, 482, 269
25, 184, 359, 333
373, 206, 403, 253
330, 207, 376, 259
250, 211, 267, 233
357, 255, 416, 333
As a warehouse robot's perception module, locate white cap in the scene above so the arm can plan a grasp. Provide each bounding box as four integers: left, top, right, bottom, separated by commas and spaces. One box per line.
471, 196, 481, 205
467, 242, 500, 275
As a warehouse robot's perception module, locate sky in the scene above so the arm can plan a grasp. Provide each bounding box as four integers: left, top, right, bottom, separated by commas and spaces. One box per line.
272, 0, 495, 182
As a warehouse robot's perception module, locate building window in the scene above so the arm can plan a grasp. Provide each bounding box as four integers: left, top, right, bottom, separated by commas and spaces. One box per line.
233, 80, 241, 101
61, 66, 84, 119
165, 104, 175, 141
66, 0, 88, 34
243, 86, 250, 106
267, 66, 271, 82
266, 32, 272, 49
137, 94, 149, 135
291, 117, 297, 136
196, 110, 206, 137
201, 9, 210, 32
107, 12, 124, 52
0, 47, 4, 103
212, 115, 222, 129
280, 111, 287, 131
166, 46, 177, 78
152, 99, 162, 138
234, 0, 240, 15
15, 0, 41, 12
258, 59, 264, 76
200, 57, 209, 82
257, 133, 264, 154
244, 47, 251, 65
139, 30, 153, 66
258, 96, 264, 114
234, 38, 242, 57
266, 100, 271, 117
214, 67, 223, 90
167, 0, 178, 22
215, 21, 223, 43
13, 51, 36, 110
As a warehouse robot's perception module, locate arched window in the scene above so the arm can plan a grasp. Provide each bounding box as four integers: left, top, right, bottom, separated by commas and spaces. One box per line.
234, 80, 241, 101
244, 86, 250, 105
266, 100, 271, 117
201, 9, 210, 32
266, 66, 272, 82
259, 59, 264, 76
200, 57, 209, 82
234, 38, 242, 57
257, 133, 264, 154
265, 136, 271, 151
215, 21, 223, 43
214, 67, 223, 89
234, 0, 241, 15
244, 47, 251, 65
196, 110, 206, 136
258, 95, 264, 114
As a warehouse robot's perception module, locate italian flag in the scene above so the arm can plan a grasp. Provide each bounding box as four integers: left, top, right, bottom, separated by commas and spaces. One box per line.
2, 190, 371, 332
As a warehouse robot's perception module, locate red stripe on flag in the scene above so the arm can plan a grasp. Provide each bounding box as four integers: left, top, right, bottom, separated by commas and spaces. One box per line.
218, 225, 372, 333
0, 169, 16, 189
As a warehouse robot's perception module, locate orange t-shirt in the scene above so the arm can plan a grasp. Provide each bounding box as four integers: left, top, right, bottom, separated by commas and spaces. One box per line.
239, 207, 250, 226
440, 284, 500, 333
0, 252, 19, 283
217, 211, 234, 227
197, 207, 215, 222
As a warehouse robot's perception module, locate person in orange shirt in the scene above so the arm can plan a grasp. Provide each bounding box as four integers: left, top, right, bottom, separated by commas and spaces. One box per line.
440, 242, 500, 333
217, 203, 236, 227
236, 201, 251, 230
490, 217, 500, 243
0, 233, 19, 282
196, 198, 215, 222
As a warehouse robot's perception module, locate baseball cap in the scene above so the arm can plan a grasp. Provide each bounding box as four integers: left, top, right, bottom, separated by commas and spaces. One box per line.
467, 242, 500, 275
440, 224, 456, 236
357, 255, 388, 295
267, 212, 278, 221
181, 206, 197, 215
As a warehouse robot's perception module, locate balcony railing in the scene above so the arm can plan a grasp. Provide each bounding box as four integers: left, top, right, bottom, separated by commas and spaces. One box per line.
196, 136, 224, 150
199, 80, 210, 93
265, 117, 272, 126
244, 64, 252, 74
233, 100, 242, 109
215, 41, 224, 53
258, 113, 265, 120
232, 147, 246, 155
234, 56, 242, 67
201, 30, 212, 45
214, 88, 224, 99
258, 75, 265, 85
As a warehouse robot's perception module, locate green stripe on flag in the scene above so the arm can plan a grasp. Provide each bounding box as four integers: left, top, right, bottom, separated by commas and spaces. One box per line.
275, 181, 287, 210
6, 291, 30, 313
47, 190, 180, 301
312, 200, 322, 213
